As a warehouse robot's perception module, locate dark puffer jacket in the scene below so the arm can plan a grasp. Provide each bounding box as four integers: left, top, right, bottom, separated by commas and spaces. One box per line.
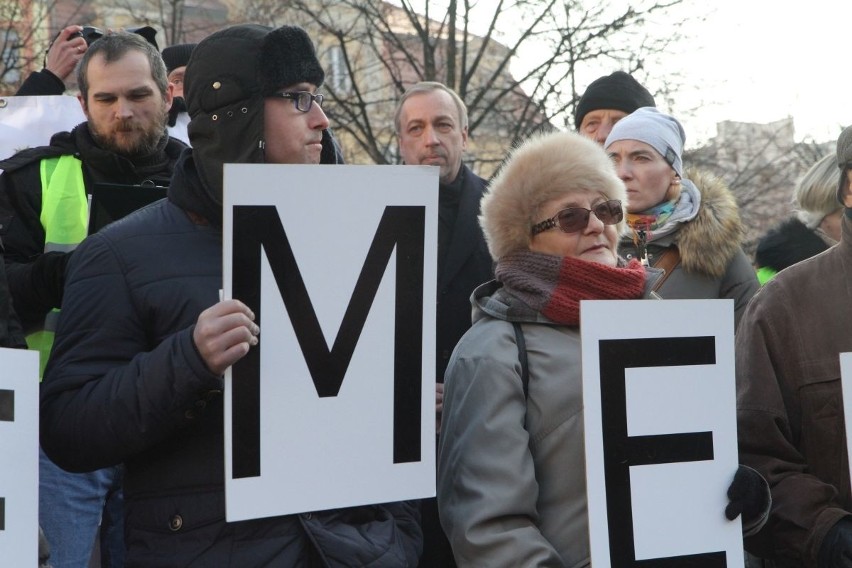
40, 153, 421, 567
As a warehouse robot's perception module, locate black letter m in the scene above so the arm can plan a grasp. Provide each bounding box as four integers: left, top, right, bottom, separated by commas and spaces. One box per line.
230, 205, 424, 479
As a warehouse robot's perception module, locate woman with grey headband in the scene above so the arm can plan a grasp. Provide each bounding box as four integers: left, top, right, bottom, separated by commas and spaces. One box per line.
605, 107, 759, 328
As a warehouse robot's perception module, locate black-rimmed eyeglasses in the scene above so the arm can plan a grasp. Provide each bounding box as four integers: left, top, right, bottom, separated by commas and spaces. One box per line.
269, 91, 324, 113
531, 200, 623, 236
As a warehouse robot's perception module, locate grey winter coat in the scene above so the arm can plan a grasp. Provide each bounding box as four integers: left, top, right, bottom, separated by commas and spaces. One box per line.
438, 269, 661, 567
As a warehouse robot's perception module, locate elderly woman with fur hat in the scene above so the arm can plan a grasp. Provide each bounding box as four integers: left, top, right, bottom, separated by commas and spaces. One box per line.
605, 107, 758, 327
436, 130, 661, 566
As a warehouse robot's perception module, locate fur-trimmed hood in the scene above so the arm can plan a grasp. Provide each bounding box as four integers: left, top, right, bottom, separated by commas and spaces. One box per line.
623, 167, 745, 279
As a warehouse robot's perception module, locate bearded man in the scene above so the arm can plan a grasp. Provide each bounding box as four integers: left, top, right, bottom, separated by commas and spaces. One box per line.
0, 31, 185, 567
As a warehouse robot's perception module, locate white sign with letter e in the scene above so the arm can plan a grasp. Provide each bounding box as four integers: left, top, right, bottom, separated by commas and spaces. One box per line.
582, 299, 743, 567
839, 353, 852, 487
0, 347, 39, 565
222, 164, 437, 521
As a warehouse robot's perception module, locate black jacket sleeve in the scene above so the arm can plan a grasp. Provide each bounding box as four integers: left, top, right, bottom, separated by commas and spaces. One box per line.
0, 162, 69, 332
14, 69, 66, 96
0, 259, 26, 349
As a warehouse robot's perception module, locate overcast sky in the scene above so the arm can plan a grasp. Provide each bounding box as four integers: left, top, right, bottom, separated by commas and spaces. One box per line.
647, 0, 851, 146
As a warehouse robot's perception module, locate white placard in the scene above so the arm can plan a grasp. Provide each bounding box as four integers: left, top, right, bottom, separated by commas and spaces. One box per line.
0, 96, 85, 163
582, 299, 743, 566
222, 164, 438, 521
0, 347, 39, 565
840, 353, 852, 487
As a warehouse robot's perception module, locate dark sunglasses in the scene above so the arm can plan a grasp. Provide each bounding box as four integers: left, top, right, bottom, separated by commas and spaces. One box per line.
269, 91, 324, 113
531, 199, 623, 236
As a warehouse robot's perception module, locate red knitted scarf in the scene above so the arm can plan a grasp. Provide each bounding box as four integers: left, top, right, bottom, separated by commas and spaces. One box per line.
495, 251, 647, 325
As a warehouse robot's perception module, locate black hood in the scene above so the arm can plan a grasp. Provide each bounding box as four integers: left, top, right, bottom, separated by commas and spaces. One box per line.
755, 216, 831, 272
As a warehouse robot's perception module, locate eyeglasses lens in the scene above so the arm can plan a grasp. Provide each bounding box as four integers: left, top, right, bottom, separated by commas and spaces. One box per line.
557, 208, 590, 233
556, 201, 622, 233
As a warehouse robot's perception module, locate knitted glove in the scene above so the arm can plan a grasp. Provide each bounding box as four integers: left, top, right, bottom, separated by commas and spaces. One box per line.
819, 517, 852, 568
725, 465, 770, 525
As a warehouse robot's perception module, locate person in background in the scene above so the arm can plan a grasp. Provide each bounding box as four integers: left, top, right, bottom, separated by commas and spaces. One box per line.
754, 153, 842, 284
15, 25, 158, 97
574, 70, 656, 145
40, 23, 421, 566
605, 107, 759, 328
161, 42, 196, 140
0, 31, 184, 567
736, 126, 852, 567
395, 80, 493, 568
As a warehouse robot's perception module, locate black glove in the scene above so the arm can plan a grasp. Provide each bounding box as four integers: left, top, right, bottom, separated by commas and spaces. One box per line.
32, 250, 73, 308
819, 517, 852, 568
725, 465, 769, 524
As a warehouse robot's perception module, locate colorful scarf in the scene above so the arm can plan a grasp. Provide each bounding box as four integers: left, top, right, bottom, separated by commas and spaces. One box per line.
495, 251, 647, 325
626, 199, 677, 243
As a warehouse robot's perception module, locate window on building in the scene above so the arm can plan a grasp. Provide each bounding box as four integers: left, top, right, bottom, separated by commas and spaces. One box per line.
328, 45, 352, 94
1, 29, 21, 84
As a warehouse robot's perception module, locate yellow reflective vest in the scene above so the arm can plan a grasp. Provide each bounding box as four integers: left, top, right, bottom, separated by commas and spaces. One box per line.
26, 155, 88, 377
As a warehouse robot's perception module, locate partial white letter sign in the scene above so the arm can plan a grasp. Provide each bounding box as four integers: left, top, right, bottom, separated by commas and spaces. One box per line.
222, 164, 437, 521
582, 299, 743, 566
0, 347, 38, 565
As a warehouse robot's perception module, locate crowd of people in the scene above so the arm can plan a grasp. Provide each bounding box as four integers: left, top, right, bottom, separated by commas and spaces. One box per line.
1, 18, 851, 568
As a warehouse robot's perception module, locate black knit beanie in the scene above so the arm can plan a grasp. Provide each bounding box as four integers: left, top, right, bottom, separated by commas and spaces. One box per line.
574, 71, 656, 129
162, 43, 196, 74
258, 26, 325, 95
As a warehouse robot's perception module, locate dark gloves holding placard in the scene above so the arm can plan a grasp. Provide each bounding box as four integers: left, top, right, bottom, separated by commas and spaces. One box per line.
725, 465, 771, 535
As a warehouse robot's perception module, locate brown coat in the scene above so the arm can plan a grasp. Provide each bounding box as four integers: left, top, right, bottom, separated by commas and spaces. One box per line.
736, 214, 852, 567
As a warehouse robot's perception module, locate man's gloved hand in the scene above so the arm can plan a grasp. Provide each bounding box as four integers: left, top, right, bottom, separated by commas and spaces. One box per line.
725, 465, 770, 525
819, 517, 852, 568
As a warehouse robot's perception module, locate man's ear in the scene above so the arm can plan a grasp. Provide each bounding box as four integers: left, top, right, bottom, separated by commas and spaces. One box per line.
461, 125, 468, 150
843, 173, 852, 209
164, 82, 175, 111
76, 93, 88, 117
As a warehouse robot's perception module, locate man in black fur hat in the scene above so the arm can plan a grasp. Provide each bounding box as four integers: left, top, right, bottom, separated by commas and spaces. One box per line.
40, 24, 422, 566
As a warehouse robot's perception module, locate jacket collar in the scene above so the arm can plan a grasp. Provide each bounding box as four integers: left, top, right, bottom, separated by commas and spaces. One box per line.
439, 164, 487, 288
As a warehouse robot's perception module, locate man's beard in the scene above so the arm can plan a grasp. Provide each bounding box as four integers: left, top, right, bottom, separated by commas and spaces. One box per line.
89, 105, 169, 158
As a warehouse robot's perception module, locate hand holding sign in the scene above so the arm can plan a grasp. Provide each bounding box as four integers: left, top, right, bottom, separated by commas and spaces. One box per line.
193, 299, 259, 375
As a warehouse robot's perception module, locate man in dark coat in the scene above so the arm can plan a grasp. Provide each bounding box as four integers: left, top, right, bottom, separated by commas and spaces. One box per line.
395, 81, 493, 567
2, 31, 185, 567
40, 24, 422, 566
736, 125, 852, 567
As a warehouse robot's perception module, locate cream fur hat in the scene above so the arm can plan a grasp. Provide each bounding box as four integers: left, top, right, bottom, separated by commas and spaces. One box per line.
480, 130, 627, 261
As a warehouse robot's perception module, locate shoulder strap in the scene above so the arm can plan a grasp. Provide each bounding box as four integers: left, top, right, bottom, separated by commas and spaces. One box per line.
651, 246, 681, 292
512, 322, 529, 399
